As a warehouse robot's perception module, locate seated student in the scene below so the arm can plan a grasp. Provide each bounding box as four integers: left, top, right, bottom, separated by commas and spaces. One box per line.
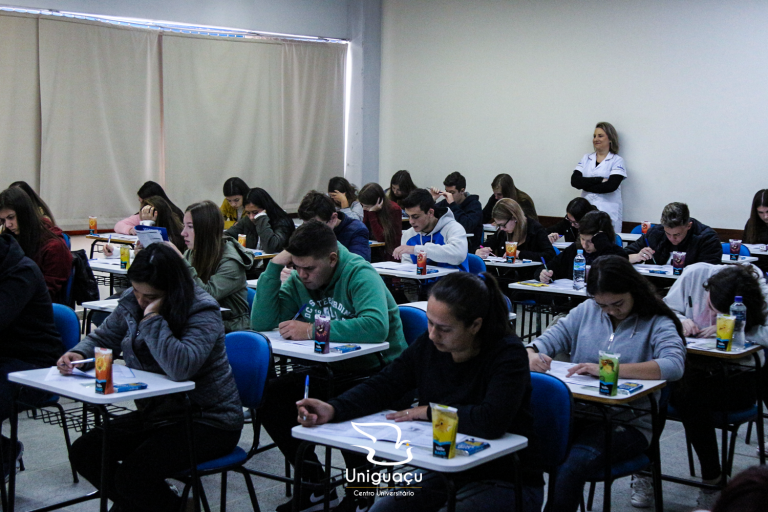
114, 181, 184, 235
0, 233, 64, 480
625, 202, 722, 266
358, 182, 403, 261
386, 169, 418, 208
743, 189, 768, 245
167, 200, 252, 332
537, 211, 626, 282
296, 272, 545, 512
251, 220, 407, 512
710, 465, 768, 512
482, 173, 538, 223
298, 190, 371, 262
328, 176, 364, 221
395, 189, 468, 270
9, 181, 57, 225
651, 262, 768, 508
546, 197, 598, 244
225, 187, 295, 253
477, 198, 555, 264
429, 171, 483, 252
58, 243, 243, 512
220, 177, 250, 230
528, 255, 686, 512
0, 187, 72, 303
109, 196, 185, 254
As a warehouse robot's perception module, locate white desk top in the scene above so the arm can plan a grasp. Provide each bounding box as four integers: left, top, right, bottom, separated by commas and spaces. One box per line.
545, 361, 666, 404
483, 223, 496, 233
291, 411, 527, 473
86, 233, 139, 243
247, 279, 259, 289
633, 264, 680, 280
9, 367, 194, 405
509, 279, 588, 297
260, 330, 389, 363
372, 262, 459, 280
402, 301, 516, 321
722, 254, 758, 263
619, 233, 641, 242
82, 298, 229, 313
483, 257, 543, 269
89, 258, 127, 275
745, 244, 768, 256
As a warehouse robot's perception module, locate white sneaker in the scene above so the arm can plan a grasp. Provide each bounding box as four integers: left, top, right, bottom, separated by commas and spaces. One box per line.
696, 488, 719, 510
754, 441, 768, 456
630, 474, 653, 508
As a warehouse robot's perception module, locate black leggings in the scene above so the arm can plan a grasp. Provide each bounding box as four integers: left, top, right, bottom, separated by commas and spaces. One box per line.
70, 412, 241, 512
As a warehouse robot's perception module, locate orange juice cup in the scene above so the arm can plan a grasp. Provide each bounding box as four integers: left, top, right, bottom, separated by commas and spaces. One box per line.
95, 347, 114, 394
505, 241, 518, 263
89, 216, 98, 235
416, 250, 427, 275
238, 234, 247, 247
641, 221, 651, 235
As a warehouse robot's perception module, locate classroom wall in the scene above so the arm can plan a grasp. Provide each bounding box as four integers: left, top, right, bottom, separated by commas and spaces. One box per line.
379, 0, 768, 230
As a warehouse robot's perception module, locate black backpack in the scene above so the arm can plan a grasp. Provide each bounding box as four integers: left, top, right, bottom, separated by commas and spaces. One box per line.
68, 249, 100, 306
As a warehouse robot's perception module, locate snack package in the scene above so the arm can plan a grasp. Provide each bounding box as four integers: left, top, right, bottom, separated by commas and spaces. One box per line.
598, 351, 620, 397
314, 314, 331, 354
716, 314, 736, 351
505, 241, 518, 263
95, 347, 114, 395
431, 403, 459, 459
120, 245, 131, 270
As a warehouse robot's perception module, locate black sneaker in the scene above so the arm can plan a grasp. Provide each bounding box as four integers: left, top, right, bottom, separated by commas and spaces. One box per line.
333, 496, 370, 512
3, 441, 24, 483
275, 488, 339, 512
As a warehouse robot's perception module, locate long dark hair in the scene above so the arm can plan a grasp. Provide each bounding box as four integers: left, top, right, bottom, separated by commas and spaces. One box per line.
744, 189, 768, 244
586, 255, 685, 339
431, 272, 511, 342
577, 211, 616, 249
141, 196, 185, 253
705, 265, 768, 332
359, 182, 399, 254
387, 170, 417, 204
566, 197, 597, 223
328, 177, 357, 206
127, 243, 195, 338
491, 174, 520, 200
137, 181, 183, 220
0, 187, 59, 258
9, 181, 56, 225
185, 201, 224, 283
223, 177, 250, 198
245, 188, 294, 232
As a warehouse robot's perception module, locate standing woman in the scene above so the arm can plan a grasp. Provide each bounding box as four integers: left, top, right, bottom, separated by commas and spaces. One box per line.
115, 181, 184, 235
570, 122, 627, 233
328, 177, 363, 221
358, 182, 403, 261
546, 197, 598, 243
58, 243, 243, 512
221, 177, 250, 229
386, 170, 418, 208
173, 201, 253, 332
482, 174, 538, 223
9, 181, 56, 224
225, 187, 295, 253
0, 187, 72, 303
477, 198, 555, 264
743, 189, 768, 244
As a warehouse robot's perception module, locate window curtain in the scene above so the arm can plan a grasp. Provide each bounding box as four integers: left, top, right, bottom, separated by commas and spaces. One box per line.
0, 12, 41, 189
38, 17, 162, 230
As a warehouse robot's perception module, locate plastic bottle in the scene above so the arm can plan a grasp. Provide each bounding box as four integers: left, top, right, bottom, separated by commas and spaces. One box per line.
730, 296, 747, 350
573, 249, 586, 290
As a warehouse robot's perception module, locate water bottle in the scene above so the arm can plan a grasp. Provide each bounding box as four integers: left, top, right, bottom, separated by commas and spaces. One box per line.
573, 249, 586, 290
730, 296, 747, 350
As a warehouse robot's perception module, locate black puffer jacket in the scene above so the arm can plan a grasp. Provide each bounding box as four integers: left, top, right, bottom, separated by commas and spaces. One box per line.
535, 232, 627, 281
71, 286, 243, 431
624, 218, 722, 266
225, 214, 295, 254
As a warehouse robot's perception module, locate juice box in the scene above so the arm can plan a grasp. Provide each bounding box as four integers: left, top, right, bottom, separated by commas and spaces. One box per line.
89, 216, 97, 235
716, 314, 736, 351
238, 234, 247, 247
505, 241, 518, 263
314, 314, 331, 354
598, 351, 620, 397
120, 245, 131, 270
431, 403, 459, 459
416, 250, 427, 275
95, 347, 114, 395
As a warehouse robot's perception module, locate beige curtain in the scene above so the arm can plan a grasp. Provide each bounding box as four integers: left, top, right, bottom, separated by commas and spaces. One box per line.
0, 12, 41, 189
38, 17, 162, 230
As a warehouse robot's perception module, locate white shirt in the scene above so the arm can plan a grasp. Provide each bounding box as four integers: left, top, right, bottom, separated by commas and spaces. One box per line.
574, 152, 627, 232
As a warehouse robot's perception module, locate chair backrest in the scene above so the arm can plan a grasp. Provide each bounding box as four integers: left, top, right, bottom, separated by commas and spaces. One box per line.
64, 264, 76, 306
553, 246, 560, 255
52, 303, 81, 350
630, 224, 653, 234
615, 234, 623, 247
225, 331, 272, 409
61, 232, 71, 249
530, 372, 573, 469
246, 287, 256, 309
398, 305, 428, 346
721, 242, 750, 257
466, 253, 486, 274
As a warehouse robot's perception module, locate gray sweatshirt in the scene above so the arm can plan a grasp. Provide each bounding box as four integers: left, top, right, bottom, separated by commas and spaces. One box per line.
532, 299, 686, 440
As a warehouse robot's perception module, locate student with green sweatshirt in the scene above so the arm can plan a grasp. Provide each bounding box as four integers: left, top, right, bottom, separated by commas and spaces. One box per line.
251, 220, 406, 512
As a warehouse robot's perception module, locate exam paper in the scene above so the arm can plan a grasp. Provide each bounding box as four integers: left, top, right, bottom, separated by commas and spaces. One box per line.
44, 365, 136, 383
547, 361, 600, 388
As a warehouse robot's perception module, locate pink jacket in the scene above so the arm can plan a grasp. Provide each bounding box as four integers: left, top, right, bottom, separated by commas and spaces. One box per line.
114, 213, 140, 234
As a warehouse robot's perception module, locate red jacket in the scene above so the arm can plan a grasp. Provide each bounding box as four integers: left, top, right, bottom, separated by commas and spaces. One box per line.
32, 221, 73, 303
363, 202, 403, 261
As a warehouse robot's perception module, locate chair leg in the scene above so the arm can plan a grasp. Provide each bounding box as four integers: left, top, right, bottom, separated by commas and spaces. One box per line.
220, 471, 228, 512
726, 426, 739, 477
240, 470, 261, 512
746, 421, 754, 445
686, 435, 696, 477
587, 481, 596, 511
199, 484, 212, 512
52, 403, 79, 483
285, 456, 292, 496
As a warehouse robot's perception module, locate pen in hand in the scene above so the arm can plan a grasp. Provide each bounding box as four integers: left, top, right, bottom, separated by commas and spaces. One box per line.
301, 375, 310, 421
292, 304, 308, 321
644, 237, 657, 264
541, 257, 548, 271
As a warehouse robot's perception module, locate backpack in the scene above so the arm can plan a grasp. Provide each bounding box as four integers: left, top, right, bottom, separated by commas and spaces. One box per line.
68, 249, 100, 306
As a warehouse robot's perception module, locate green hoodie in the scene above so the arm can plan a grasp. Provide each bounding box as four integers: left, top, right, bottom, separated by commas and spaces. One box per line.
251, 243, 406, 372
184, 236, 253, 332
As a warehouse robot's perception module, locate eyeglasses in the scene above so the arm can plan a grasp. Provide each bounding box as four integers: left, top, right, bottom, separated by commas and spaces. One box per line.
495, 218, 516, 229
565, 215, 579, 227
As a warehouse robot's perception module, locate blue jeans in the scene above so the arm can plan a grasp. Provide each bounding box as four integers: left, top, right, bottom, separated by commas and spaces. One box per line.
370, 470, 544, 512
548, 420, 648, 512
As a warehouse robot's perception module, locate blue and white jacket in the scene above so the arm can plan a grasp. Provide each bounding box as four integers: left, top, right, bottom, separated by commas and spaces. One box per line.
401, 208, 469, 271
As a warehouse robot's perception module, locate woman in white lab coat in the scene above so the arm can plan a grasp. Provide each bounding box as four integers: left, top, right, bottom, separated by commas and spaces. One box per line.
570, 122, 627, 233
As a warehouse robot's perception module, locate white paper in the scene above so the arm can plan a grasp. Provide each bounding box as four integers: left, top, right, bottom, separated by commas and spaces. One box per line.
685, 337, 753, 354
44, 365, 136, 383
136, 229, 165, 248
546, 361, 600, 388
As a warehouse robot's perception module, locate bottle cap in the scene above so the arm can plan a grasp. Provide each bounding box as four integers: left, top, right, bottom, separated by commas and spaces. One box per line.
735, 296, 743, 302
577, 249, 583, 254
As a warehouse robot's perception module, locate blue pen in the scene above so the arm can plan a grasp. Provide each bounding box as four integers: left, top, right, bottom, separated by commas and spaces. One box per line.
644, 237, 658, 264
540, 256, 548, 271
292, 303, 308, 321
304, 375, 310, 400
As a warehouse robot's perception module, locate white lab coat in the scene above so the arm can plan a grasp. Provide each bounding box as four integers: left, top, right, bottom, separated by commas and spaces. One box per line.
574, 152, 627, 232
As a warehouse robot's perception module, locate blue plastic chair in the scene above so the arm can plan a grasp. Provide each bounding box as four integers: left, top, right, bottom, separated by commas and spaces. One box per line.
721, 242, 751, 257
467, 253, 486, 274
246, 287, 256, 309
61, 232, 71, 249
399, 305, 428, 346
631, 224, 654, 234
530, 373, 574, 506
615, 234, 623, 247
176, 331, 272, 512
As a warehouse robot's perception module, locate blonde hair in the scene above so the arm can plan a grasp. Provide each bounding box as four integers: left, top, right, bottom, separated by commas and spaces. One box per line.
491, 198, 527, 245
